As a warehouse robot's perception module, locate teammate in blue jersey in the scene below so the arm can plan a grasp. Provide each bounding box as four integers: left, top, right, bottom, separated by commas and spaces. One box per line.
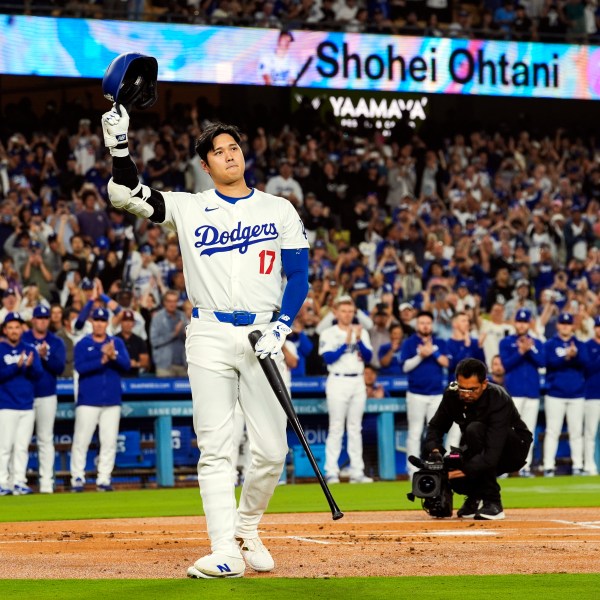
583, 315, 600, 475
498, 308, 544, 476
400, 310, 449, 477
0, 312, 43, 496
70, 307, 130, 493
22, 305, 66, 494
542, 312, 588, 476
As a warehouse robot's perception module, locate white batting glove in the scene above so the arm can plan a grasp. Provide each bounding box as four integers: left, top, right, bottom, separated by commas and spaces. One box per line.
254, 321, 292, 359
101, 104, 130, 157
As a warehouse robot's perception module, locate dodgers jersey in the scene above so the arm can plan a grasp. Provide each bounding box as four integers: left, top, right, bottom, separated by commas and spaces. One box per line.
318, 326, 373, 375
160, 188, 309, 313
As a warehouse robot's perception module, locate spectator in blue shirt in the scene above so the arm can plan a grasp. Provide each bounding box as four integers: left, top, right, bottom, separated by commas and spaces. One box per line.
22, 305, 66, 494
0, 312, 43, 496
378, 323, 404, 377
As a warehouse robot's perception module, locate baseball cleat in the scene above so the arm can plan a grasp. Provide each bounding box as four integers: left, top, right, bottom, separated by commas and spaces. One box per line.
325, 475, 340, 484
474, 501, 505, 520
236, 536, 275, 572
71, 478, 85, 493
543, 469, 555, 478
96, 483, 114, 492
349, 474, 373, 484
0, 487, 13, 496
13, 484, 33, 496
457, 497, 481, 519
187, 553, 245, 579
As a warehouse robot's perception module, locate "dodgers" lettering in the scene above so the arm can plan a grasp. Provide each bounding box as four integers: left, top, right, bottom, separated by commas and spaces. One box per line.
194, 221, 279, 256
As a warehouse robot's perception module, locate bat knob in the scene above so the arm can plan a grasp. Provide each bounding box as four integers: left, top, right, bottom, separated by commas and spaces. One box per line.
248, 330, 262, 349
332, 510, 344, 521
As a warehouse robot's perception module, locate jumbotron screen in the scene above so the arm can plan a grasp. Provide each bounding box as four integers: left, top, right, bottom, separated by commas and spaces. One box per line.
1, 15, 598, 100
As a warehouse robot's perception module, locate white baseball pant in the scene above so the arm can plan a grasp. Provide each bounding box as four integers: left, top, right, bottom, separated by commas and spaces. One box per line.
584, 400, 600, 475
324, 375, 367, 479
34, 394, 58, 491
406, 391, 443, 477
512, 396, 540, 471
0, 409, 35, 488
70, 405, 121, 486
186, 319, 288, 558
543, 395, 584, 471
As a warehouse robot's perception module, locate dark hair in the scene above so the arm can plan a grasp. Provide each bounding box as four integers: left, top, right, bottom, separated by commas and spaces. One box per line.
455, 358, 487, 382
416, 310, 434, 320
195, 122, 243, 163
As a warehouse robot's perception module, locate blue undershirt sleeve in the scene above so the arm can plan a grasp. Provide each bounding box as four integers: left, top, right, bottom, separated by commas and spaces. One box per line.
75, 300, 94, 331
279, 248, 309, 325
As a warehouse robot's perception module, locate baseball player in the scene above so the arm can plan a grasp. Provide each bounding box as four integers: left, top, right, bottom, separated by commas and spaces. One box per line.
258, 30, 300, 86
0, 312, 43, 496
498, 308, 544, 476
101, 106, 309, 579
542, 312, 588, 476
70, 307, 131, 492
445, 312, 485, 449
22, 305, 67, 494
400, 310, 449, 478
583, 315, 600, 475
319, 296, 373, 484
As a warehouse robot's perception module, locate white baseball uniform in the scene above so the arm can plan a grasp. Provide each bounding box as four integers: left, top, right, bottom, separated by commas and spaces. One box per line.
319, 325, 372, 480
160, 188, 308, 557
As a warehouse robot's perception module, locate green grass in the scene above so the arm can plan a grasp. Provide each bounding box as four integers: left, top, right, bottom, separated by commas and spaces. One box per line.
0, 476, 598, 523
0, 575, 599, 600
1, 478, 598, 597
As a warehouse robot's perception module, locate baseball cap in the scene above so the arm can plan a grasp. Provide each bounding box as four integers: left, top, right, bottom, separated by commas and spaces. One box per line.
314, 240, 327, 249
558, 312, 574, 325
594, 315, 600, 327
29, 240, 42, 250
399, 302, 414, 312
91, 307, 109, 321
32, 305, 50, 319
515, 279, 530, 288
3, 311, 24, 325
515, 309, 532, 322
31, 206, 42, 216
81, 278, 94, 291
121, 309, 135, 321
139, 244, 153, 255
3, 287, 16, 298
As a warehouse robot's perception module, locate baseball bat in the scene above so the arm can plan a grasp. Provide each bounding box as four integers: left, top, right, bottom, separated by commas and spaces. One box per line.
248, 330, 344, 521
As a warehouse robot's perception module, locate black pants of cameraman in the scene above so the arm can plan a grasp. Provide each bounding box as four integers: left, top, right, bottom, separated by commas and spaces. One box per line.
449, 422, 531, 503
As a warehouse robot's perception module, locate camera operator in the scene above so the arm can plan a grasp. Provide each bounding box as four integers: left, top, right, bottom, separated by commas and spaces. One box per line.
423, 358, 532, 520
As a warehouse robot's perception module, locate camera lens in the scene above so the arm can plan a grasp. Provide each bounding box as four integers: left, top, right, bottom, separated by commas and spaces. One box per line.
417, 475, 437, 495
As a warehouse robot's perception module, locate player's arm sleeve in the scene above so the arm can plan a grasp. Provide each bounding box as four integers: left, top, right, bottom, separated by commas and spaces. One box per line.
112, 155, 166, 223
73, 341, 104, 375
530, 340, 545, 368
0, 357, 19, 382
26, 349, 44, 381
499, 338, 521, 371
279, 248, 309, 325
75, 300, 94, 331
112, 337, 131, 373
45, 337, 67, 375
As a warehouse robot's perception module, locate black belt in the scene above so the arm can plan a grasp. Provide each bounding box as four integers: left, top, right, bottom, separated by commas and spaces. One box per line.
332, 373, 360, 377
191, 308, 279, 326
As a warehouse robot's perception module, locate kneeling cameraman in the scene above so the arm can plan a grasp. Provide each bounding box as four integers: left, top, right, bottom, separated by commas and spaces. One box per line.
423, 358, 532, 520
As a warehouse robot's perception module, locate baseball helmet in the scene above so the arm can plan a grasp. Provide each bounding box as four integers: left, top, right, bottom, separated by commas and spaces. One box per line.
102, 52, 158, 111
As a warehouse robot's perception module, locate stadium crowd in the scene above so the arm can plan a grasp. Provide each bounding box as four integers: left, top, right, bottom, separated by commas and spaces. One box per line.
1, 31, 600, 483
8, 0, 600, 44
